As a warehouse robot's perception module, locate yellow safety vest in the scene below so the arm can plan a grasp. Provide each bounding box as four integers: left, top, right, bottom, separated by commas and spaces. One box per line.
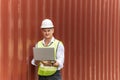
37, 39, 60, 76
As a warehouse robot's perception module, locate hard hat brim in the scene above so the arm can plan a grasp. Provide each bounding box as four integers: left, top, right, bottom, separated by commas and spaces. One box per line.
41, 26, 54, 29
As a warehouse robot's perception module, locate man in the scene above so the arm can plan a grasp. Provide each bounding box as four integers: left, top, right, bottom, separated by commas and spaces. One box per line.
31, 19, 65, 80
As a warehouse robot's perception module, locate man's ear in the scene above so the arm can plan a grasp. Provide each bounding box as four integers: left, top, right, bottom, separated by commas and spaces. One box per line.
52, 28, 54, 33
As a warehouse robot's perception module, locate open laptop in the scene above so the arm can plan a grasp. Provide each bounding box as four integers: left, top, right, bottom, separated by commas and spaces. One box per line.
33, 47, 55, 61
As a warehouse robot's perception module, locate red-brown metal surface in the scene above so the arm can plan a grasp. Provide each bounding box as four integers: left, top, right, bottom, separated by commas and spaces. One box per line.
0, 0, 120, 80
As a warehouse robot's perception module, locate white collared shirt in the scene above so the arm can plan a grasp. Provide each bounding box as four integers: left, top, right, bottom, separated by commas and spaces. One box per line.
31, 37, 65, 70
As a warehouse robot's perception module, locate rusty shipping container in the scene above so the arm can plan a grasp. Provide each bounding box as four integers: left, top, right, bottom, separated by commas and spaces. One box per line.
0, 0, 120, 80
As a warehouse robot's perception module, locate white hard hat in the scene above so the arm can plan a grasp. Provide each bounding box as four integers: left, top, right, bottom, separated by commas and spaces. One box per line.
41, 19, 54, 28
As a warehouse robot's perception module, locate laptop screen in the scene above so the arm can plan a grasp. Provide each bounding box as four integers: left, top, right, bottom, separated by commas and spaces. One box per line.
33, 47, 54, 61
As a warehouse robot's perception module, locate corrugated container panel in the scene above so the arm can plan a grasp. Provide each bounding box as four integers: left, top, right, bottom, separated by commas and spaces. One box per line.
0, 0, 40, 80
0, 0, 120, 80
43, 0, 120, 80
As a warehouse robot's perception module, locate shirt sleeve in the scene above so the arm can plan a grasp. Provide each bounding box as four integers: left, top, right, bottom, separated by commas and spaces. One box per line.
56, 42, 65, 70
31, 44, 38, 66
31, 59, 37, 66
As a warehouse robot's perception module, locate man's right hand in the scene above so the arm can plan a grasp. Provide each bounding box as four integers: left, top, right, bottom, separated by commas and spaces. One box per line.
41, 61, 52, 66
35, 60, 40, 65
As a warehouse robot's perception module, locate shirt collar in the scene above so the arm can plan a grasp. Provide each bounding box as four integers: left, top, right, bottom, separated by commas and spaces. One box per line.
42, 37, 55, 46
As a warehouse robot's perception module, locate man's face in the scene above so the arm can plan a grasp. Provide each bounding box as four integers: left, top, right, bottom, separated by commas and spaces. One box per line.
41, 28, 54, 39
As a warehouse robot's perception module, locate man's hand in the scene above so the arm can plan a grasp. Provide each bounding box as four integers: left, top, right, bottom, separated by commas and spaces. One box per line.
52, 61, 59, 67
40, 60, 59, 67
41, 61, 52, 66
35, 60, 40, 65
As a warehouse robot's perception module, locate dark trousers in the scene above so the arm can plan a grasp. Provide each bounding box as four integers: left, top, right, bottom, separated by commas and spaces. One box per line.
38, 70, 62, 80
